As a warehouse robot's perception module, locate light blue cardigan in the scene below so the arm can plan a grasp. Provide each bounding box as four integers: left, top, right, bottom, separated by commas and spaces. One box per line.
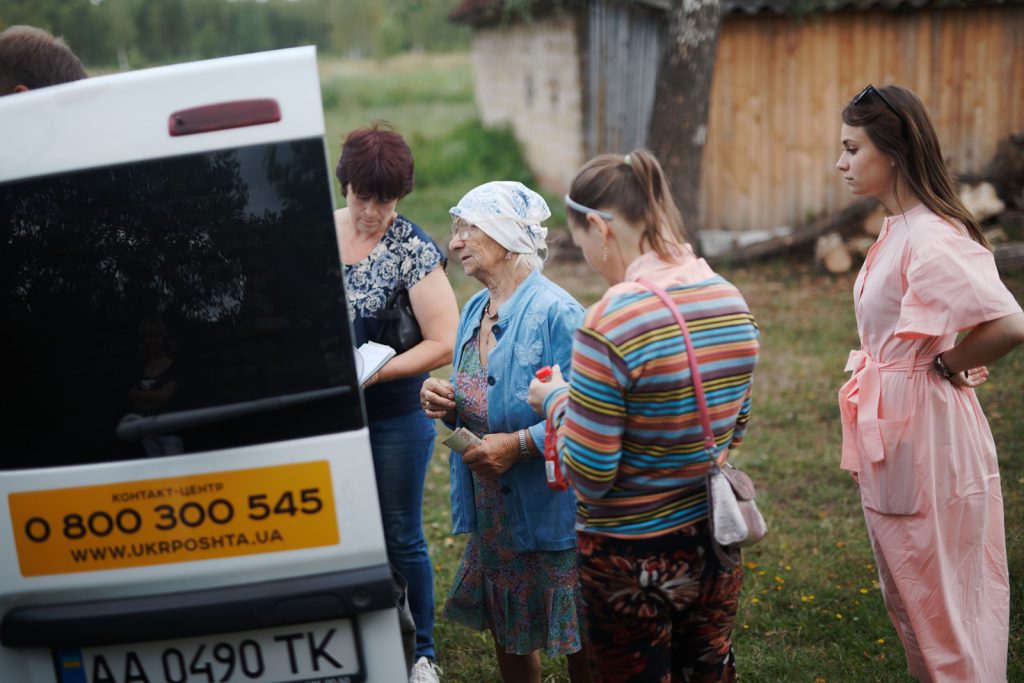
445, 270, 584, 552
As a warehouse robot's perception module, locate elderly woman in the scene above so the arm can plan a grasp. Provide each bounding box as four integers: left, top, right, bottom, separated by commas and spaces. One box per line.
335, 123, 459, 683
420, 182, 591, 683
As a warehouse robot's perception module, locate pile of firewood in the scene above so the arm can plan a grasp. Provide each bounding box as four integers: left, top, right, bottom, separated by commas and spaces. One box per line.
813, 188, 1023, 274
720, 132, 1024, 274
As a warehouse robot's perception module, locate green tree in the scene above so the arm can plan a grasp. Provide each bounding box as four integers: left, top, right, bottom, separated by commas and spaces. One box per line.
0, 0, 470, 66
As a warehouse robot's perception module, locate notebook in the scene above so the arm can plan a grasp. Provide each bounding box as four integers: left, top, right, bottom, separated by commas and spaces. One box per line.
355, 341, 396, 386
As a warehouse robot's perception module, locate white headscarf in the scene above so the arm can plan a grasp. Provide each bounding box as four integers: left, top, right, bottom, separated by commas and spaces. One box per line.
449, 181, 550, 261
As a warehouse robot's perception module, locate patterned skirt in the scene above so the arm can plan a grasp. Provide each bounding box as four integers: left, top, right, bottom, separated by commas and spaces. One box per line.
442, 330, 583, 656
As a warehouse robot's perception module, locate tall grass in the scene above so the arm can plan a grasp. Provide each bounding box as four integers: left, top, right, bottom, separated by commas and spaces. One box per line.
320, 54, 1024, 682
320, 52, 566, 243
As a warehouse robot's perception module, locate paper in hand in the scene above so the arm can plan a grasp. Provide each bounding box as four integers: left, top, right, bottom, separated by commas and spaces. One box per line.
355, 341, 395, 386
442, 427, 483, 452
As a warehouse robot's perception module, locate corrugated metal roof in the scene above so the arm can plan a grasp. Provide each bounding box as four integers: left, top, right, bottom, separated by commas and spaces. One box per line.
450, 0, 1018, 24
660, 0, 1017, 14
448, 0, 500, 24
724, 0, 932, 14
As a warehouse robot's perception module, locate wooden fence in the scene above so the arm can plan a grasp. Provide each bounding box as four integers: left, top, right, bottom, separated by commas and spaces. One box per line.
701, 5, 1024, 231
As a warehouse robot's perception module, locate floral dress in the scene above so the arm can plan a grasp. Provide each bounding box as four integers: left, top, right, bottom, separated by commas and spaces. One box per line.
442, 329, 583, 657
343, 213, 444, 421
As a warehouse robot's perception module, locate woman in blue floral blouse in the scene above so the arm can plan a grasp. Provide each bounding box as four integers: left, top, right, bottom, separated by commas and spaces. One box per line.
420, 181, 591, 683
334, 123, 458, 682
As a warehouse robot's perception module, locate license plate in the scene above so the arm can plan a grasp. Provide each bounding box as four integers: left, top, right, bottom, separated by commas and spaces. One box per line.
54, 619, 363, 683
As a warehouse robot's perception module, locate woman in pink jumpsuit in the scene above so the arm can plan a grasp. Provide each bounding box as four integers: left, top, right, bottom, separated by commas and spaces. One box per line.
835, 84, 1024, 682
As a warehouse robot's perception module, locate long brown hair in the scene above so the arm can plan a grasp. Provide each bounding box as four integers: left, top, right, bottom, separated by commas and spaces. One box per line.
842, 85, 990, 249
566, 149, 686, 259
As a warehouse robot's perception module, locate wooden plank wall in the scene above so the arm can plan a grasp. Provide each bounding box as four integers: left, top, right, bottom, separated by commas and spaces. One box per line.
586, 0, 663, 157
701, 6, 1024, 232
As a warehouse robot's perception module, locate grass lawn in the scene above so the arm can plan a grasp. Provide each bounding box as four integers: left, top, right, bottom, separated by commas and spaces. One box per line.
320, 52, 1024, 682
427, 261, 1024, 683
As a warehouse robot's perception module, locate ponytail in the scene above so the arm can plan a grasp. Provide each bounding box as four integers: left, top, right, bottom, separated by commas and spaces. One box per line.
567, 149, 687, 260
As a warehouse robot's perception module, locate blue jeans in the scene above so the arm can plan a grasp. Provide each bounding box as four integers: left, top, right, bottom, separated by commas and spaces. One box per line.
369, 410, 437, 661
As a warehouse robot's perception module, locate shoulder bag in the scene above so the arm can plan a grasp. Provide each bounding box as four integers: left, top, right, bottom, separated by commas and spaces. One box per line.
375, 286, 422, 354
638, 278, 767, 568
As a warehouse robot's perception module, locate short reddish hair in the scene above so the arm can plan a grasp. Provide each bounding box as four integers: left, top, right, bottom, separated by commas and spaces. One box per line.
335, 122, 414, 201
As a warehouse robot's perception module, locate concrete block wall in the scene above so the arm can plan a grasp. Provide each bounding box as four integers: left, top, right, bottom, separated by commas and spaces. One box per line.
470, 16, 585, 194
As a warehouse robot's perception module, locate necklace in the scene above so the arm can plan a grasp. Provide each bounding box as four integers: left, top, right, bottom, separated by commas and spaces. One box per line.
483, 299, 499, 321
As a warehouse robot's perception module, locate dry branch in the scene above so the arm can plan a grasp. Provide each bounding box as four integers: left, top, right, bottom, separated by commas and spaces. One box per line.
722, 198, 879, 261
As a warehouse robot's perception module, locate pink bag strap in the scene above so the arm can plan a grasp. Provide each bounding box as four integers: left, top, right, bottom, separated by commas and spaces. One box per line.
637, 278, 716, 461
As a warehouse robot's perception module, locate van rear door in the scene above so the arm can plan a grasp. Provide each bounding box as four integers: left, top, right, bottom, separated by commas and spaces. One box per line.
0, 47, 406, 683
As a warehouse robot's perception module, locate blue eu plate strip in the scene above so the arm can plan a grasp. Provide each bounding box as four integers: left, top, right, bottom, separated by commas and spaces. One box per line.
55, 649, 87, 683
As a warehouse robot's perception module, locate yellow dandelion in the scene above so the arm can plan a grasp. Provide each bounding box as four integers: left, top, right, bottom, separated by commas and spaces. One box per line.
877, 638, 886, 645
751, 597, 760, 604
743, 623, 750, 630
746, 561, 758, 569
785, 565, 792, 571
774, 576, 785, 584
835, 613, 843, 619
758, 570, 767, 576
859, 587, 869, 594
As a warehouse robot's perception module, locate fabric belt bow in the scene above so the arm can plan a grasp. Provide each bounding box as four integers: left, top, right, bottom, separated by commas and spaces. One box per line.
838, 349, 930, 472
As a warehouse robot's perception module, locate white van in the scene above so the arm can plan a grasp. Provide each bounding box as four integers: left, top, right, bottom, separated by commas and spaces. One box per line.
0, 47, 407, 683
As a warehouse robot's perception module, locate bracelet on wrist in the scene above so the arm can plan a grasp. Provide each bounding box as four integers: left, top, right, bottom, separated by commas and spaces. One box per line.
517, 429, 531, 463
933, 352, 954, 380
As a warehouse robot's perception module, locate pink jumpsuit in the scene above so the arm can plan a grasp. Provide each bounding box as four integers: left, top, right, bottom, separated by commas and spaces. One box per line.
838, 204, 1021, 682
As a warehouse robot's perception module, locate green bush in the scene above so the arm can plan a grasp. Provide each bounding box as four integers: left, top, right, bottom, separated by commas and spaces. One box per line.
412, 119, 535, 190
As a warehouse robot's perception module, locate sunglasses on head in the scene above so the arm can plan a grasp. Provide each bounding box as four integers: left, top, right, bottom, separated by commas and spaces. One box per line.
852, 84, 904, 124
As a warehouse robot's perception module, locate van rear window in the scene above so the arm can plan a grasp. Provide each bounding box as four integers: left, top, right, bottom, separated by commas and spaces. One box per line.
1, 138, 364, 470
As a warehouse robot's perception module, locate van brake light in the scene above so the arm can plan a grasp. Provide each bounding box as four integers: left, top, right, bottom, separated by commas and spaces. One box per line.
169, 98, 281, 136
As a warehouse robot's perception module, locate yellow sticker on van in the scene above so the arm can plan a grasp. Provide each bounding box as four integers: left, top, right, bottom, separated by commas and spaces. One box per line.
8, 461, 339, 576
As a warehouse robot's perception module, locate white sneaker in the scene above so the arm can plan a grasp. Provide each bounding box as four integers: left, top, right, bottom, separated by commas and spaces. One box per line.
410, 656, 442, 683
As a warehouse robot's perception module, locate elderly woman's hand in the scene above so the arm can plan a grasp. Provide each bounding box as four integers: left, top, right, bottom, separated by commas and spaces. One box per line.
421, 377, 456, 422
461, 433, 519, 478
527, 364, 568, 416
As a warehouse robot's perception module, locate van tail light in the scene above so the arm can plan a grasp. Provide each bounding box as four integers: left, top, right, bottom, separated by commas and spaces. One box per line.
169, 98, 281, 136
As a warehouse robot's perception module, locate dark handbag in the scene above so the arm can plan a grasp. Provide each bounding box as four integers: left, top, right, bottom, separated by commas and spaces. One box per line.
375, 287, 422, 353
638, 278, 767, 568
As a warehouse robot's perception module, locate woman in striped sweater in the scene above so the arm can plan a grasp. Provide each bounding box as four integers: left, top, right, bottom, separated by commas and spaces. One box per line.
529, 149, 760, 683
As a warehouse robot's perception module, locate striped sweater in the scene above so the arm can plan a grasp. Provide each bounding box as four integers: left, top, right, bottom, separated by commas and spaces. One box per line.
545, 249, 759, 538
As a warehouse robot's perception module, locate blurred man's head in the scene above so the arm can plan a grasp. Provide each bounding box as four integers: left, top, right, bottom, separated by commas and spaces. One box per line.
0, 25, 87, 95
